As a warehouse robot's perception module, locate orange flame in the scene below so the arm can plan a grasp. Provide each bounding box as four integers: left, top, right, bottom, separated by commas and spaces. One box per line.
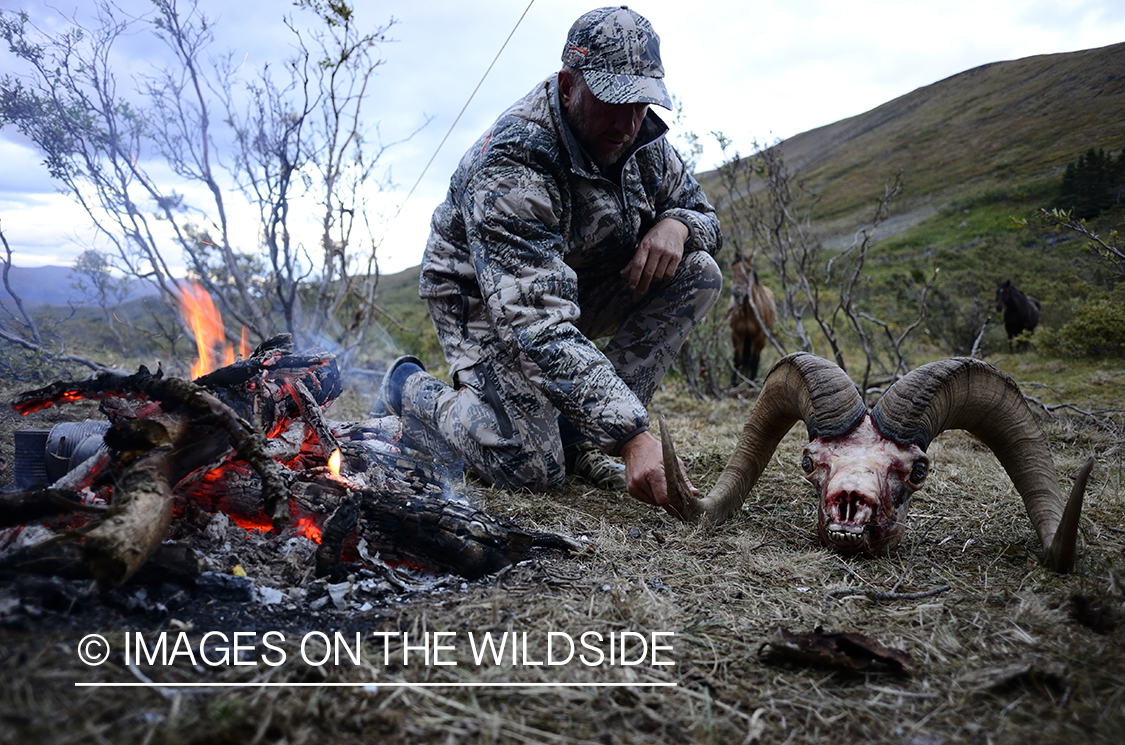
178, 282, 235, 378
177, 282, 252, 377
328, 449, 341, 477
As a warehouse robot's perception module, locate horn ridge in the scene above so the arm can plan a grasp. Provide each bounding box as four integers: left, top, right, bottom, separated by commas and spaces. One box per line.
870, 357, 993, 449
773, 352, 868, 440
871, 357, 1075, 563
677, 352, 867, 524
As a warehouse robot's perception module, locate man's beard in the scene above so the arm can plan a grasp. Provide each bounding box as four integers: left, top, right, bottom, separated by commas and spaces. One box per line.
567, 96, 637, 168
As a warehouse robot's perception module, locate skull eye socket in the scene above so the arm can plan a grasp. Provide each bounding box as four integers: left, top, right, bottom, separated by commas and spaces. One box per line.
800, 453, 815, 475
908, 459, 928, 487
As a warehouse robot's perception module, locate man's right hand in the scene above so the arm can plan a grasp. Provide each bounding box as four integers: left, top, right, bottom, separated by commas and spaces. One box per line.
618, 430, 699, 514
620, 218, 689, 294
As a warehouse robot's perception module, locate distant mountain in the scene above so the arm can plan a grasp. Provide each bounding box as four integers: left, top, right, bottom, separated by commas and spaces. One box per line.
3, 265, 159, 306
2, 262, 425, 309
699, 41, 1125, 235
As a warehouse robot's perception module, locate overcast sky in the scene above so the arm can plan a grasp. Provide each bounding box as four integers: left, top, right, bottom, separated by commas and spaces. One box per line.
2, 0, 1124, 276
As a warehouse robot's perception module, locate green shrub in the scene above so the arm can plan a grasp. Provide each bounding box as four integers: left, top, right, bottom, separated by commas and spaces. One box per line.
1035, 298, 1125, 357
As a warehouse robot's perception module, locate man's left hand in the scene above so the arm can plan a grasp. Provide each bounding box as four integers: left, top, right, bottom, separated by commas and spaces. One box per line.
620, 218, 689, 294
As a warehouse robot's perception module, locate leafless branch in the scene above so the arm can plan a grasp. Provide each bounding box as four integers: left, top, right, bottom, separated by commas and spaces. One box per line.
1021, 393, 1122, 432
0, 220, 42, 347
822, 584, 952, 611
969, 318, 989, 359
1032, 208, 1125, 280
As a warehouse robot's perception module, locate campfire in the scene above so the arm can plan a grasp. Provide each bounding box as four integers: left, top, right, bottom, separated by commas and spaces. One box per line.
1, 285, 576, 602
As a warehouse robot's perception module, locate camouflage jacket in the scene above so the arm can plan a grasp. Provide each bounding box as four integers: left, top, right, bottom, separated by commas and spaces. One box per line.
419, 75, 721, 454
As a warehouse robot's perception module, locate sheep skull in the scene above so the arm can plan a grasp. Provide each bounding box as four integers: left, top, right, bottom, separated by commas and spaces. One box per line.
802, 415, 927, 556
660, 353, 1091, 572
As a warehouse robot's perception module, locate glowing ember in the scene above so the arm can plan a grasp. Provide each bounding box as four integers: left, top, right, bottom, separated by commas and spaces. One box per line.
297, 515, 323, 543
228, 512, 273, 534
227, 511, 323, 544
15, 388, 89, 415
178, 282, 235, 378
328, 449, 342, 477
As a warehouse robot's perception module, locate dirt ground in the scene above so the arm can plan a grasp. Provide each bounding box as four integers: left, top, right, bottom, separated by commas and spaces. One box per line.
1, 359, 1123, 745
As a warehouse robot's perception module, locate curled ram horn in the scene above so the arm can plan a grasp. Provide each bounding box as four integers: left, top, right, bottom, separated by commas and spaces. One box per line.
661, 352, 1093, 573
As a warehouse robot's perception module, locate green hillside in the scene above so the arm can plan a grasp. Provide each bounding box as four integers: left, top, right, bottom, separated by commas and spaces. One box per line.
703, 41, 1125, 233
694, 41, 1124, 358
369, 264, 446, 372
376, 43, 1124, 364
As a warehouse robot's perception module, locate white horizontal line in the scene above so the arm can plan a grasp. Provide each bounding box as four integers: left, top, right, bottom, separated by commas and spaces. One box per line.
75, 681, 678, 688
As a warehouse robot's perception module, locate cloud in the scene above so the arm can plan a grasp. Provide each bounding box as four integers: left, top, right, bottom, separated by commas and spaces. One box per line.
1, 0, 1123, 275
0, 193, 93, 267
0, 139, 57, 197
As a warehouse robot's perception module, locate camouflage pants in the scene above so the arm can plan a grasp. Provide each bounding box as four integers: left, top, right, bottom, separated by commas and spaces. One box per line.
400, 250, 722, 491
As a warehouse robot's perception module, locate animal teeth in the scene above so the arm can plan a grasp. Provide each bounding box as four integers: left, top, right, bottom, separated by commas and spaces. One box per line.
828, 525, 866, 549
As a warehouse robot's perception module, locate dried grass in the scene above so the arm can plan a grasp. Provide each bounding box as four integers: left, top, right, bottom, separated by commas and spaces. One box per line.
2, 370, 1124, 745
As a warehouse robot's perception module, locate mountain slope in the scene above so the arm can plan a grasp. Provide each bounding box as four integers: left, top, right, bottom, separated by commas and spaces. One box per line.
3, 265, 158, 306
701, 41, 1125, 232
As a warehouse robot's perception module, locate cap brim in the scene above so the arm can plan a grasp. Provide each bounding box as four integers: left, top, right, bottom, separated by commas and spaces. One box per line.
582, 70, 673, 109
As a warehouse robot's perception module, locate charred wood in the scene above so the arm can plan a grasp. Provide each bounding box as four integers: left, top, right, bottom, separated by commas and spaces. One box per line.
77, 448, 177, 588
0, 535, 202, 585
357, 491, 537, 581
315, 498, 358, 581
288, 379, 341, 459
0, 541, 91, 580
0, 488, 105, 529
12, 366, 293, 528
7, 341, 578, 587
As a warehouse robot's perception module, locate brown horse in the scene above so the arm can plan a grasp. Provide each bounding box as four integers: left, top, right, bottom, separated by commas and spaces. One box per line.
729, 255, 777, 383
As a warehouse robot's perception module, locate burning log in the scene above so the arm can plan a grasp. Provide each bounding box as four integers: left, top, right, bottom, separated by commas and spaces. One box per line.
78, 443, 177, 587
5, 334, 578, 589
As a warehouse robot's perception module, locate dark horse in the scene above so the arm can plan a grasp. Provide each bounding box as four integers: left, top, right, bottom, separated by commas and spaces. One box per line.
995, 280, 1041, 350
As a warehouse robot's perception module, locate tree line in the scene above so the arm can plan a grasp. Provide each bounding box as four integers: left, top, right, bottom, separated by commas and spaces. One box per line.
1056, 148, 1125, 220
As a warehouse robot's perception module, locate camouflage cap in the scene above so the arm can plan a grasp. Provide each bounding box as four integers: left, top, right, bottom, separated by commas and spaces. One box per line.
561, 6, 673, 110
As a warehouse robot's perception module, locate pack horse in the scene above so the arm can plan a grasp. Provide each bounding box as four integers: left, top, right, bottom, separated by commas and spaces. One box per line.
728, 255, 777, 383
995, 280, 1041, 350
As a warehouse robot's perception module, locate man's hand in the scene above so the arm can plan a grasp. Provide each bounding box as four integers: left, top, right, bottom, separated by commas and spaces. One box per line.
620, 218, 689, 294
619, 430, 699, 515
